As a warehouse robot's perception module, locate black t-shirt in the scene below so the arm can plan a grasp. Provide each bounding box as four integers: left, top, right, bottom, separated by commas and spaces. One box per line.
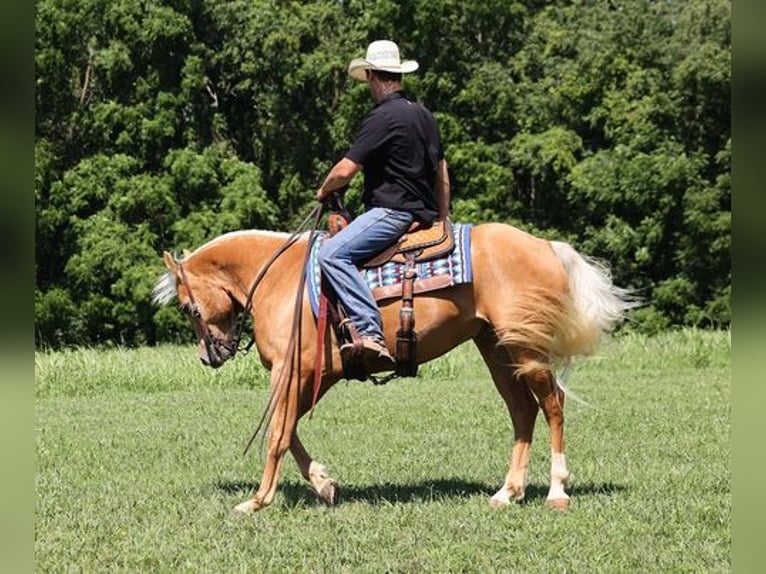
345, 91, 444, 222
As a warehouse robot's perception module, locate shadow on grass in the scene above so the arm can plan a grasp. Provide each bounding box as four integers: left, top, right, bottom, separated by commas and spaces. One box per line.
523, 481, 626, 503
215, 478, 625, 507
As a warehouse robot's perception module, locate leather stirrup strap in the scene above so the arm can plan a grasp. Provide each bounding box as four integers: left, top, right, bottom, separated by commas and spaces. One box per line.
395, 254, 418, 377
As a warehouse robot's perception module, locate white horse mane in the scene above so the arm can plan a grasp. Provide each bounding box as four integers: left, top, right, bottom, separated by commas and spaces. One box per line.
152, 272, 177, 306
150, 229, 293, 307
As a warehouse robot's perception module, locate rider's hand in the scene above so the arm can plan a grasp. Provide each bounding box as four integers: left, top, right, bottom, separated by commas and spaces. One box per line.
316, 188, 329, 203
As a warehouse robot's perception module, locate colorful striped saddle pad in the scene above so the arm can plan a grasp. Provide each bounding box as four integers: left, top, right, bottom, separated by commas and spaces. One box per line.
306, 223, 474, 317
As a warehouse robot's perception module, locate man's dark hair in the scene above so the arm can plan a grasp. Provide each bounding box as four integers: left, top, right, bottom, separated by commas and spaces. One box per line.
371, 69, 402, 83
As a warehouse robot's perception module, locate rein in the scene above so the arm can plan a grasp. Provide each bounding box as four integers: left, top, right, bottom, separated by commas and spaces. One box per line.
242, 202, 327, 456
176, 201, 335, 458
175, 203, 325, 365
231, 203, 325, 357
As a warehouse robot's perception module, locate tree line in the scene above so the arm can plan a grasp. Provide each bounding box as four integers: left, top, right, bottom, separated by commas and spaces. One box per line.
35, 0, 730, 347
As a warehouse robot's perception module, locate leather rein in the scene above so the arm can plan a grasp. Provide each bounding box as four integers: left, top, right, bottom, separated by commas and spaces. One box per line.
176, 203, 325, 364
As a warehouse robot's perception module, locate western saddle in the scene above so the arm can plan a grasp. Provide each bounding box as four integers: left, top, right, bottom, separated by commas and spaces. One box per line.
320, 206, 455, 382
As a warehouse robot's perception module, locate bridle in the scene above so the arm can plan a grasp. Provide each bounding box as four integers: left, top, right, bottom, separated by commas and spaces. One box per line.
177, 262, 238, 366
176, 202, 327, 365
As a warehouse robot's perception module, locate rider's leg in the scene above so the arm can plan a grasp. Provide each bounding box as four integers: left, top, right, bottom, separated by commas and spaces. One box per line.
318, 207, 413, 341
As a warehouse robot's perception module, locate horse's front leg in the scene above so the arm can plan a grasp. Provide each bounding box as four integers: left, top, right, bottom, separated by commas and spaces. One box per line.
289, 363, 341, 506
233, 419, 339, 515
233, 366, 303, 515
290, 433, 339, 506
232, 411, 293, 515
233, 363, 340, 515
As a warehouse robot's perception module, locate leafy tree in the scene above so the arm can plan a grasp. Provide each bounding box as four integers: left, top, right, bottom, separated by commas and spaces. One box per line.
34, 0, 730, 346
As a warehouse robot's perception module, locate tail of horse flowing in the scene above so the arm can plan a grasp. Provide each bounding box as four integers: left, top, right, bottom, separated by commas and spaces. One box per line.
549, 240, 637, 360
496, 240, 636, 379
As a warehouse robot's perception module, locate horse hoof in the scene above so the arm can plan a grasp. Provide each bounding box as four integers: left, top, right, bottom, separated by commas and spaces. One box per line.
490, 485, 525, 508
489, 489, 513, 509
317, 479, 340, 506
546, 498, 570, 511
232, 499, 258, 516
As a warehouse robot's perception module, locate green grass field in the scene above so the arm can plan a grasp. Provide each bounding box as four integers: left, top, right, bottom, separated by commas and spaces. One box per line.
35, 330, 730, 572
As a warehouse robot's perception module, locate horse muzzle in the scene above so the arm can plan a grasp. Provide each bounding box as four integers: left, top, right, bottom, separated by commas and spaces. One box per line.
198, 338, 234, 369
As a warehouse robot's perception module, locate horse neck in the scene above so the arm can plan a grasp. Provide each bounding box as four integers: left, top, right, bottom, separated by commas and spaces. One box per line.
188, 231, 302, 307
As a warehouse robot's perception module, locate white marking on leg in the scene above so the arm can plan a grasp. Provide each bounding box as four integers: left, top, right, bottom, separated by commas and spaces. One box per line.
490, 486, 511, 508
308, 461, 338, 505
308, 461, 328, 490
547, 451, 570, 501
232, 499, 258, 516
309, 461, 328, 479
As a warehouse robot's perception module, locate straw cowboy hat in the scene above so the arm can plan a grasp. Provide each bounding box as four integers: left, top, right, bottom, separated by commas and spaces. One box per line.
348, 40, 419, 81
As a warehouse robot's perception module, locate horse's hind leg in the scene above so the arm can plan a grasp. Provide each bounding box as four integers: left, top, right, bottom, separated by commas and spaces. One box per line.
474, 329, 540, 507
520, 352, 571, 509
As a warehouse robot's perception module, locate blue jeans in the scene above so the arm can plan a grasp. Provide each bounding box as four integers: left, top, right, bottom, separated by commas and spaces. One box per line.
318, 207, 414, 339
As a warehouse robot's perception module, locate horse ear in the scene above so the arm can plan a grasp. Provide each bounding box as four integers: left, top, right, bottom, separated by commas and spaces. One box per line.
163, 251, 178, 272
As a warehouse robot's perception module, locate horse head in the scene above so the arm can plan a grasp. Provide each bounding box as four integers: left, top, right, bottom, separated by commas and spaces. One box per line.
156, 251, 243, 369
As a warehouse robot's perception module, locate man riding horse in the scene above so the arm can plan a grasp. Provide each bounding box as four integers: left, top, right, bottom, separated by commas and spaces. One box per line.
315, 40, 451, 375
153, 40, 636, 515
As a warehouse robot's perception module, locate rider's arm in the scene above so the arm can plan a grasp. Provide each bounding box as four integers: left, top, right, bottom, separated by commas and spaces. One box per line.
316, 158, 361, 202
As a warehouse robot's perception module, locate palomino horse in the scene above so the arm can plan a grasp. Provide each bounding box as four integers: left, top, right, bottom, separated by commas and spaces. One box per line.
152, 221, 634, 514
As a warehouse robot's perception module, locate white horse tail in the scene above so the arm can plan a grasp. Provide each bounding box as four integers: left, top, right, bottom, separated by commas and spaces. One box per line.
550, 240, 638, 358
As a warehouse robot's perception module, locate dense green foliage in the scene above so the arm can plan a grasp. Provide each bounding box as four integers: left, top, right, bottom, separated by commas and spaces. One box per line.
35, 330, 730, 570
35, 0, 730, 347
